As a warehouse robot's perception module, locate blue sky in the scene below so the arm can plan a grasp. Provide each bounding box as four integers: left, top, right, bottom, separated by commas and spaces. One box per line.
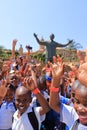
0, 0, 87, 52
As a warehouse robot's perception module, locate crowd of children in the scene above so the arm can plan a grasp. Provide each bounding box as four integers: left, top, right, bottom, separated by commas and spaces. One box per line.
0, 39, 87, 130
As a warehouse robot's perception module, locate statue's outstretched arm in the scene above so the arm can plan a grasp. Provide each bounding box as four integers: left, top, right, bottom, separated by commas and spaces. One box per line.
33, 33, 40, 43
33, 33, 47, 46
56, 40, 73, 47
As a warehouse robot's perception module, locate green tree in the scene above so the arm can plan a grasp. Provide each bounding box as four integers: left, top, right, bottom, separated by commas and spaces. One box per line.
0, 46, 4, 54
66, 40, 83, 62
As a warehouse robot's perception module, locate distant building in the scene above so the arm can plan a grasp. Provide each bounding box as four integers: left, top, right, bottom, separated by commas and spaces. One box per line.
56, 47, 86, 62
19, 44, 23, 56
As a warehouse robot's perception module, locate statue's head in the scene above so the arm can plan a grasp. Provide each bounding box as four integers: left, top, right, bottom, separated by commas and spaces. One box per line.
20, 44, 22, 47
50, 34, 55, 41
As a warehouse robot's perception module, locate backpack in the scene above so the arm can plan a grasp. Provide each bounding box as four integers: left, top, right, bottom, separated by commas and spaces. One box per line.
71, 119, 79, 130
27, 107, 39, 130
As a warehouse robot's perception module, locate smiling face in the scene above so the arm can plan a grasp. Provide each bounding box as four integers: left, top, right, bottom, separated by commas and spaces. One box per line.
15, 86, 32, 116
74, 83, 87, 125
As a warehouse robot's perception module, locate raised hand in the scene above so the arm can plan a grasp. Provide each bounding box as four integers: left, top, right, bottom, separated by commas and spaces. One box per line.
50, 62, 64, 79
49, 56, 64, 87
23, 77, 37, 91
68, 39, 73, 44
11, 39, 18, 59
0, 80, 7, 100
33, 33, 37, 38
75, 49, 87, 86
77, 68, 87, 87
76, 60, 87, 86
12, 39, 18, 48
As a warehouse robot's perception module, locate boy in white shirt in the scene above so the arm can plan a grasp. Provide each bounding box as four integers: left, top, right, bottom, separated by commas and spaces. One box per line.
12, 75, 50, 130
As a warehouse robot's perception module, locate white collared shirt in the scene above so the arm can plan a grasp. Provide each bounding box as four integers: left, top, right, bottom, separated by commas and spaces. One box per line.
12, 105, 45, 130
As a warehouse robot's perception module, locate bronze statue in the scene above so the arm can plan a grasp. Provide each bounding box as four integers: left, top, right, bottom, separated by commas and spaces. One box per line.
34, 33, 72, 62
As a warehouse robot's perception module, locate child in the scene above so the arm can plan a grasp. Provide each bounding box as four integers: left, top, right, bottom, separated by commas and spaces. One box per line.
0, 83, 16, 130
12, 76, 50, 130
49, 58, 87, 129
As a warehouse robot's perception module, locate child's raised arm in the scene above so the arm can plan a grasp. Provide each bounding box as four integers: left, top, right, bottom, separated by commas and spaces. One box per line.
49, 56, 64, 113
11, 39, 18, 59
23, 69, 50, 115
0, 80, 7, 104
